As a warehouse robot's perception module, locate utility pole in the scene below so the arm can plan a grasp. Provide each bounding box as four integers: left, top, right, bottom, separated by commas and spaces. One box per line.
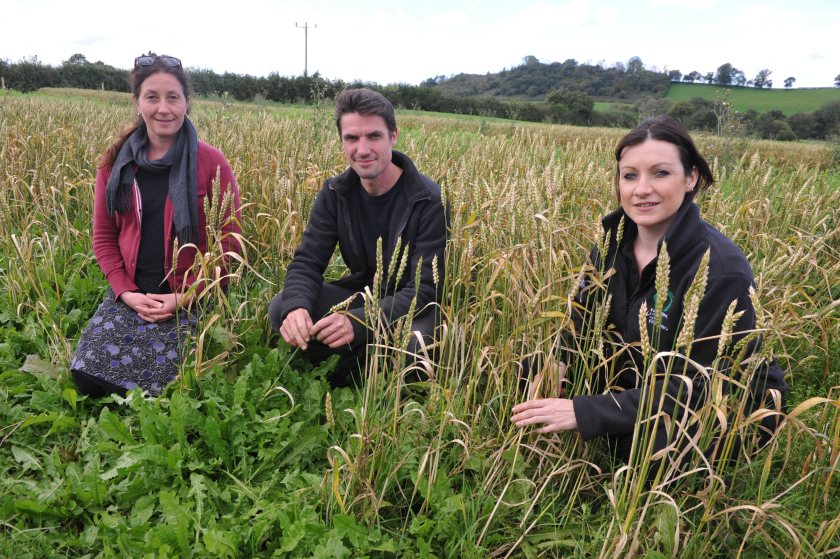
295, 22, 316, 77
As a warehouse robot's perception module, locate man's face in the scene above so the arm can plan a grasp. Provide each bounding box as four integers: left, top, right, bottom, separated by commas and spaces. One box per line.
339, 112, 397, 185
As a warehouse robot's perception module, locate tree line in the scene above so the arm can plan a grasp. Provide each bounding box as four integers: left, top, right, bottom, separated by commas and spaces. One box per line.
425, 55, 671, 100
631, 95, 840, 141
0, 55, 526, 117
2, 54, 839, 142
670, 63, 786, 89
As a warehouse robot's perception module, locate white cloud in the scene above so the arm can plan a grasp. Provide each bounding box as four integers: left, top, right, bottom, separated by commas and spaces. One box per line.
646, 0, 718, 9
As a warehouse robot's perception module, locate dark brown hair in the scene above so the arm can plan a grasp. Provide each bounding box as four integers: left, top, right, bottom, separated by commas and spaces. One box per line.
614, 115, 714, 198
334, 88, 397, 136
99, 53, 192, 168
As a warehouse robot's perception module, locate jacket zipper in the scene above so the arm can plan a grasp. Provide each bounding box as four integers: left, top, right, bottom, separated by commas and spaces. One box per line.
332, 175, 432, 276
330, 182, 363, 266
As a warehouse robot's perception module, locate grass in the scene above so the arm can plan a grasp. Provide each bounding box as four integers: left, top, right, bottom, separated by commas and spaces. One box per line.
594, 100, 634, 113
666, 83, 840, 116
0, 90, 837, 558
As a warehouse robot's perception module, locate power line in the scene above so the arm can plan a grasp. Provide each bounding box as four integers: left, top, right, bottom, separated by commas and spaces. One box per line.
295, 22, 317, 77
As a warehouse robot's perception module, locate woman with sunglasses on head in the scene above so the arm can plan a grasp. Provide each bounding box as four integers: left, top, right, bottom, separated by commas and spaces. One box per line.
70, 53, 242, 397
511, 115, 787, 472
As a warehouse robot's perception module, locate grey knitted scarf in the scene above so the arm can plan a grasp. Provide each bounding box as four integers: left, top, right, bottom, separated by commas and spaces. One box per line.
106, 118, 199, 244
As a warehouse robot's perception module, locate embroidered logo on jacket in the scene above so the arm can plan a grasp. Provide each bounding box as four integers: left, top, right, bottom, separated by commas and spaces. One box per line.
648, 290, 675, 331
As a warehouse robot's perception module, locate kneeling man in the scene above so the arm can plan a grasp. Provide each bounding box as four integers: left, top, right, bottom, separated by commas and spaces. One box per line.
269, 88, 447, 384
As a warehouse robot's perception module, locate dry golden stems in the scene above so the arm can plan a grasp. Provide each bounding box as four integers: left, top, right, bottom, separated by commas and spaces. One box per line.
2, 92, 838, 557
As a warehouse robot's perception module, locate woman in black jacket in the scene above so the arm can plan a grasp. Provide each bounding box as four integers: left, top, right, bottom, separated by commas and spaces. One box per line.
511, 116, 787, 465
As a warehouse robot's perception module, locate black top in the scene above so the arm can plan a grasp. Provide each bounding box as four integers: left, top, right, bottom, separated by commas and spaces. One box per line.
618, 239, 641, 299
357, 173, 405, 292
278, 151, 449, 347
134, 168, 171, 295
570, 198, 788, 441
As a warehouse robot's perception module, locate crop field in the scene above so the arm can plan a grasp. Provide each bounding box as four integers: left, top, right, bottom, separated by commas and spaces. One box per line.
665, 83, 840, 116
0, 89, 838, 558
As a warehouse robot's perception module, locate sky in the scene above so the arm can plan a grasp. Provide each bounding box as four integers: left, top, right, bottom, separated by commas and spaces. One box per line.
3, 0, 838, 89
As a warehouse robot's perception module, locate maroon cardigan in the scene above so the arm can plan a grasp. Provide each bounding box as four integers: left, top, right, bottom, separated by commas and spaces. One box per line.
92, 141, 242, 300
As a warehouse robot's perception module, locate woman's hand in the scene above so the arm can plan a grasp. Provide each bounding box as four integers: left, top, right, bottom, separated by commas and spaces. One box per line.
145, 293, 181, 322
511, 398, 578, 433
120, 292, 182, 323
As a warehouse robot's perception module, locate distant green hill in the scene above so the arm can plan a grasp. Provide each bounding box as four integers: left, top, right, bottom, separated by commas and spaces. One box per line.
666, 83, 840, 116
430, 57, 670, 101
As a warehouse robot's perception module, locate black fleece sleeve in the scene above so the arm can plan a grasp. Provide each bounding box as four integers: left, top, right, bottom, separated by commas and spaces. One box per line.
573, 273, 756, 441
278, 184, 339, 321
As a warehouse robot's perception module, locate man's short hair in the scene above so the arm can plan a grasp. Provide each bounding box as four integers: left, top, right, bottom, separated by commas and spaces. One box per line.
334, 88, 397, 135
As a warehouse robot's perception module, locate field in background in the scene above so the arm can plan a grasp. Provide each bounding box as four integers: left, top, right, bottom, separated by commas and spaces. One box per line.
666, 83, 840, 115
593, 100, 633, 113
0, 90, 837, 557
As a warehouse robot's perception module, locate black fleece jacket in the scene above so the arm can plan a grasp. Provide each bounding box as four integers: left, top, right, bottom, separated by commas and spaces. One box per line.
278, 151, 448, 347
571, 197, 788, 441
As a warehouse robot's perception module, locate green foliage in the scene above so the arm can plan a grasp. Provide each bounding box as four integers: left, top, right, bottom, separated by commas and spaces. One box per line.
0, 91, 837, 558
432, 56, 670, 100
715, 62, 736, 86
0, 56, 126, 93
666, 83, 840, 116
546, 88, 595, 125
0, 345, 398, 557
665, 88, 840, 141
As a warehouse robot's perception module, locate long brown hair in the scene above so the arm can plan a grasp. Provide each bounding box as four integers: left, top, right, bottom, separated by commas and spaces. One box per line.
99, 53, 192, 168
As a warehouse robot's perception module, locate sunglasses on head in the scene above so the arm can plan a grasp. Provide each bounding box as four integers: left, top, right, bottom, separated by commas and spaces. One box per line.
134, 55, 182, 69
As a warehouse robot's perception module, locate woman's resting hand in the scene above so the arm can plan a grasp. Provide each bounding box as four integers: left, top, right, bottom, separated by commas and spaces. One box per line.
511, 398, 578, 433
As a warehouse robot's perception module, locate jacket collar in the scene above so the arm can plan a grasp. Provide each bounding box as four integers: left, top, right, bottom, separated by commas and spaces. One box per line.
602, 193, 707, 258
330, 150, 429, 203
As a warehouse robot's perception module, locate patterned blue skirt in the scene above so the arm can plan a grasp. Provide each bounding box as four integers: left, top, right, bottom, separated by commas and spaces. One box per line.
70, 289, 198, 395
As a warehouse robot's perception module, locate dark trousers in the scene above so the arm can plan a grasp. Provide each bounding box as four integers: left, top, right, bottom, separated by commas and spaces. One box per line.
268, 282, 438, 386
71, 369, 128, 398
